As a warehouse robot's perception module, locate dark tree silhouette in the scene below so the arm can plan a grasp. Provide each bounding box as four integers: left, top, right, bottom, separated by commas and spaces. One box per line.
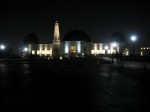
23, 33, 39, 44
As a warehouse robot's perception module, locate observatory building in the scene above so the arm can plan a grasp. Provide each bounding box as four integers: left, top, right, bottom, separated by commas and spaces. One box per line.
21, 21, 128, 58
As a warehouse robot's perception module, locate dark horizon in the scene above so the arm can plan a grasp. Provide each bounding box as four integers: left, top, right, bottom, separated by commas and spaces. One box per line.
0, 1, 150, 53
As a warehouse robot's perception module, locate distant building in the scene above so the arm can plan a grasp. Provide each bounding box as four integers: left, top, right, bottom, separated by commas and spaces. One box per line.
140, 47, 150, 56
21, 21, 129, 58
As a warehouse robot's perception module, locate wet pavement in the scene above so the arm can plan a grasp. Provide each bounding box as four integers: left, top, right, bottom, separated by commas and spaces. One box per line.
0, 60, 150, 112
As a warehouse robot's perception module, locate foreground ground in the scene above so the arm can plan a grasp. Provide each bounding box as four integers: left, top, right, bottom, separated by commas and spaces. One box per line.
0, 59, 150, 112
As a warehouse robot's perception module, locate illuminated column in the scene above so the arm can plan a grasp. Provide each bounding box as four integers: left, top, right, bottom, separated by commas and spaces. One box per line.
94, 43, 97, 56
50, 44, 52, 56
39, 44, 42, 56
65, 42, 69, 54
45, 44, 47, 56
140, 51, 143, 56
77, 41, 81, 54
28, 44, 32, 54
100, 43, 103, 54
110, 43, 112, 53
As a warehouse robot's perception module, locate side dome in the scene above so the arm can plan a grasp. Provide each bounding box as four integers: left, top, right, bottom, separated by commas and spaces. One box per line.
63, 30, 91, 42
23, 33, 39, 44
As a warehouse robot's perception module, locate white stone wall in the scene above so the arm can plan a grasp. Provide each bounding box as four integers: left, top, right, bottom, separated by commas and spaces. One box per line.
27, 44, 52, 57
91, 43, 118, 55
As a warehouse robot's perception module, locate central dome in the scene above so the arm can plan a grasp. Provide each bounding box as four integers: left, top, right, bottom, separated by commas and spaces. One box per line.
63, 30, 91, 42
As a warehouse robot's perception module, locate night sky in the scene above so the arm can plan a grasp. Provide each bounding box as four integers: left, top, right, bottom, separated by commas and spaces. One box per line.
0, 1, 150, 53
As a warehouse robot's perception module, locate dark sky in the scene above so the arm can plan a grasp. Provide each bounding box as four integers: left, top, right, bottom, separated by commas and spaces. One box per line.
0, 1, 150, 53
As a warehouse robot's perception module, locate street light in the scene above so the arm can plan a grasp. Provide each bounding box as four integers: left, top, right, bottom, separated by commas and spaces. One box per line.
24, 47, 28, 52
22, 47, 28, 56
131, 35, 137, 56
0, 45, 5, 50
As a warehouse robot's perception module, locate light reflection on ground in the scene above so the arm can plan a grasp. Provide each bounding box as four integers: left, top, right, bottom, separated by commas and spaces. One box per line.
0, 62, 150, 111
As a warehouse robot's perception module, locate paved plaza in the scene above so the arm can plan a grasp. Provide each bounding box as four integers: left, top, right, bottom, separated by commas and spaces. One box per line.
0, 59, 150, 112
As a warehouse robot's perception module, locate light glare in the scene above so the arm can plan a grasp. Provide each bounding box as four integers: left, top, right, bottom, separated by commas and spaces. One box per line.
24, 47, 28, 52
65, 42, 69, 53
104, 46, 108, 50
77, 41, 81, 53
131, 36, 137, 41
0, 45, 5, 50
112, 43, 117, 47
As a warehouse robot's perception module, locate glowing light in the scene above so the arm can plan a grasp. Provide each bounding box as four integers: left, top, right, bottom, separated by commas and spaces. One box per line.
70, 46, 76, 53
32, 50, 35, 54
94, 44, 97, 50
141, 51, 143, 56
65, 43, 69, 53
131, 35, 137, 41
42, 51, 45, 54
0, 45, 5, 50
91, 50, 94, 54
77, 41, 81, 53
60, 56, 63, 60
112, 43, 117, 47
141, 48, 143, 49
104, 46, 108, 50
37, 50, 40, 54
46, 50, 51, 54
24, 47, 28, 52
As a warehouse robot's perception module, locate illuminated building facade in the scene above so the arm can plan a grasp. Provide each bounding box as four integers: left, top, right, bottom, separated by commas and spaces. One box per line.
22, 21, 128, 57
61, 30, 91, 57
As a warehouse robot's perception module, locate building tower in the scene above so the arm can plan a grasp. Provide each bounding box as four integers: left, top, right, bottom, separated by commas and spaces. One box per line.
53, 20, 60, 43
52, 20, 61, 58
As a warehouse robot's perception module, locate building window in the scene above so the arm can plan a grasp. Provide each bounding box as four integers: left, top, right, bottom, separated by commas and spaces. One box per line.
141, 51, 143, 56
94, 44, 97, 50
70, 45, 76, 53
42, 51, 45, 54
32, 50, 35, 55
37, 50, 40, 55
46, 51, 51, 54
